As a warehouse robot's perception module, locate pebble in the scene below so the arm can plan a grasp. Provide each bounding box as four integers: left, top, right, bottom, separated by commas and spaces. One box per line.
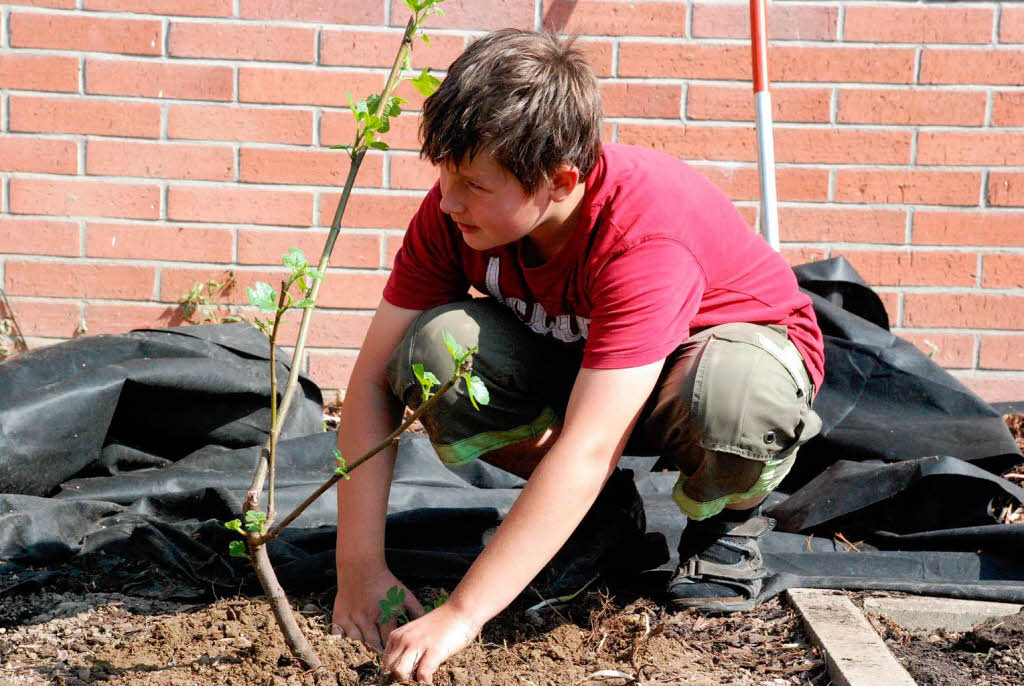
77, 667, 91, 681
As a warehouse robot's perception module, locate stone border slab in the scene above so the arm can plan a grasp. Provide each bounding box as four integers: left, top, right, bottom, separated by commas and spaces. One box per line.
863, 596, 1023, 633
786, 588, 916, 686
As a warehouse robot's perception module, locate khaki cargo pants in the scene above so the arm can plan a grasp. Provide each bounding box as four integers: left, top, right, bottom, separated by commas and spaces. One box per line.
386, 299, 822, 521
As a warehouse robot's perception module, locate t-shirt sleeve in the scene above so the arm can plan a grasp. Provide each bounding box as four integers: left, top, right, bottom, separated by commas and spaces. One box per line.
383, 183, 470, 310
582, 238, 706, 369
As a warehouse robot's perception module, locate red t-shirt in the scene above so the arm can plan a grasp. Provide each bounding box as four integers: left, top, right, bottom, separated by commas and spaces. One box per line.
383, 143, 825, 389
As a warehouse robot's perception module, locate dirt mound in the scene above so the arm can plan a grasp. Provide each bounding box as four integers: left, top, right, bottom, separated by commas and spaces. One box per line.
0, 586, 826, 685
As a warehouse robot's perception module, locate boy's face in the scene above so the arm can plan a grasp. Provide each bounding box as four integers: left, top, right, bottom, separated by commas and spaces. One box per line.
436, 152, 553, 252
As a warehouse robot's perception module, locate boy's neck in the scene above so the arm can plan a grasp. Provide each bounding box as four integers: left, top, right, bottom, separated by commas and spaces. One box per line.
520, 182, 588, 267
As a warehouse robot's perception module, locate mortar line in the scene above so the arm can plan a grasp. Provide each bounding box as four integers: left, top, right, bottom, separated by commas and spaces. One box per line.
994, 4, 1002, 46
905, 207, 914, 246
611, 40, 620, 78
78, 134, 86, 176
233, 0, 240, 19
685, 1, 693, 39
836, 4, 845, 42
981, 169, 990, 208
985, 90, 994, 127
973, 330, 983, 369
384, 0, 391, 26
1, 6, 7, 49
162, 18, 169, 57
976, 253, 984, 289
534, 0, 542, 32
913, 47, 922, 86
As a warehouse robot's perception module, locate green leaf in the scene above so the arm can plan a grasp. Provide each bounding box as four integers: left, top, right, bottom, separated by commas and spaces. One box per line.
253, 317, 269, 335
468, 375, 490, 407
334, 449, 350, 480
377, 115, 390, 134
421, 32, 430, 45
345, 91, 359, 118
368, 141, 390, 151
411, 67, 441, 97
385, 97, 404, 117
293, 299, 315, 309
246, 282, 278, 314
365, 114, 382, 132
403, 0, 418, 12
229, 540, 250, 559
441, 330, 464, 361
297, 275, 308, 293
329, 144, 350, 152
412, 362, 427, 384
244, 510, 267, 533
423, 370, 440, 386
225, 519, 244, 535
387, 586, 405, 605
366, 93, 382, 116
282, 247, 308, 273
304, 266, 325, 281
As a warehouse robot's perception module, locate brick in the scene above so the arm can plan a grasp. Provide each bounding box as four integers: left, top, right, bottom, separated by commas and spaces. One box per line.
989, 173, 1024, 207
897, 333, 975, 369
86, 223, 234, 263
4, 1, 75, 7
836, 250, 978, 287
85, 59, 232, 101
239, 147, 382, 187
390, 153, 439, 191
687, 85, 832, 123
619, 43, 916, 83
618, 43, 750, 80
242, 0, 383, 25
918, 132, 1024, 167
772, 46, 916, 84
239, 67, 383, 107
914, 211, 1024, 247
777, 128, 912, 165
314, 272, 390, 309
838, 89, 987, 127
951, 374, 1024, 403
877, 291, 900, 326
237, 228, 381, 269
3, 298, 82, 338
904, 293, 1024, 330
779, 207, 907, 244
10, 96, 161, 138
83, 0, 233, 16
1002, 7, 1024, 43
601, 83, 681, 118
85, 302, 182, 335
691, 165, 829, 203
736, 205, 758, 229
0, 218, 80, 256
385, 235, 403, 268
391, 0, 533, 30
921, 50, 1024, 86
10, 12, 162, 55
982, 254, 1024, 289
0, 54, 79, 93
993, 92, 1024, 127
5, 261, 155, 299
835, 169, 981, 206
618, 123, 756, 162
307, 350, 358, 391
780, 247, 828, 267
319, 193, 425, 229
845, 5, 993, 44
169, 22, 315, 62
10, 178, 160, 220
86, 140, 235, 181
158, 267, 253, 305
323, 110, 422, 151
284, 312, 372, 348
320, 28, 464, 69
0, 137, 77, 175
692, 1, 838, 40
542, 0, 686, 37
168, 105, 312, 145
578, 40, 615, 78
168, 186, 313, 227
980, 335, 1024, 371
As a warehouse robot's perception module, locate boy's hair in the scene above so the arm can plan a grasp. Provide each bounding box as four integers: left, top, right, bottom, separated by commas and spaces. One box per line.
419, 29, 602, 195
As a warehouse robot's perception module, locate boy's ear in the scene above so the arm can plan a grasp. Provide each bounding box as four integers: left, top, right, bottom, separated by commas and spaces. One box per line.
548, 163, 581, 202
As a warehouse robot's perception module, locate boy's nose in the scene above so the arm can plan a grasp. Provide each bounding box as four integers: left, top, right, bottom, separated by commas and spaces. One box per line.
438, 190, 464, 216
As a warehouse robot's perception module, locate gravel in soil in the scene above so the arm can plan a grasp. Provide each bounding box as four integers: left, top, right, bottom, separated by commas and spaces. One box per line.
0, 584, 827, 686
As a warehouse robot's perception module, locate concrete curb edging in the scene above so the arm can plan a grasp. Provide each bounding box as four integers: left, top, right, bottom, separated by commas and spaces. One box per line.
786, 588, 917, 686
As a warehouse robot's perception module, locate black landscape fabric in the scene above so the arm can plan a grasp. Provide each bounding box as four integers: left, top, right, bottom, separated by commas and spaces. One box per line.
1, 257, 1022, 604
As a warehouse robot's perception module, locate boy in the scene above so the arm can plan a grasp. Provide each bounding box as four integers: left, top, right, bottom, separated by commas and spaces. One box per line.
331, 29, 824, 683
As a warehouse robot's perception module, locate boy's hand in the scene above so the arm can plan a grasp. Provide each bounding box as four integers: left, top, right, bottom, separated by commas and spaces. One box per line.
381, 601, 481, 684
331, 565, 424, 653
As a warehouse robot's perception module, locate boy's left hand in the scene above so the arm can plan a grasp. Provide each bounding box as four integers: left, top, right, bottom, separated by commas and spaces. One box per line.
381, 602, 481, 683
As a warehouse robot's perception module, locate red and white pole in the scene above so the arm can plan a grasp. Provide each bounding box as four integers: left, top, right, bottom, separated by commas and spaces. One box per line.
750, 0, 780, 252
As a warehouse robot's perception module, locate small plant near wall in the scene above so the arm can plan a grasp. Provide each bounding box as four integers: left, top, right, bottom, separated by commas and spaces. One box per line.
177, 270, 248, 325
217, 1, 485, 672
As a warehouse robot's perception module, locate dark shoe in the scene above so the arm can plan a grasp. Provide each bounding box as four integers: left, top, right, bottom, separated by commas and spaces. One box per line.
531, 468, 669, 600
666, 512, 774, 612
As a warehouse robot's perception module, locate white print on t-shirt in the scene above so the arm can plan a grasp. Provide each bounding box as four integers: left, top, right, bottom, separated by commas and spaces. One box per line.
485, 257, 592, 343
756, 332, 809, 396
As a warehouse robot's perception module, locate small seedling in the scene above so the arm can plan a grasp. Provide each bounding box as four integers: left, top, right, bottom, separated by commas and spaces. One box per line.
178, 271, 246, 325
378, 585, 447, 626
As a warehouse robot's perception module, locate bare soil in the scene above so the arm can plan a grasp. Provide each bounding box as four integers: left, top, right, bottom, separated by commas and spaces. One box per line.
0, 584, 827, 686
865, 598, 1024, 686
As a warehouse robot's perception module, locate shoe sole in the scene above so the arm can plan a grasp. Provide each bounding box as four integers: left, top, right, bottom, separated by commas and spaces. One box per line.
667, 595, 758, 613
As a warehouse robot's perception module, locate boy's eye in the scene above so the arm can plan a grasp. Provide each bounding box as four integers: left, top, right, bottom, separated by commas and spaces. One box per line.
467, 181, 484, 191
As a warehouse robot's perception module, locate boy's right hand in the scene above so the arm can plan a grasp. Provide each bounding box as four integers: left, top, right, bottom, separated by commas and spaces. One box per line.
331, 564, 425, 653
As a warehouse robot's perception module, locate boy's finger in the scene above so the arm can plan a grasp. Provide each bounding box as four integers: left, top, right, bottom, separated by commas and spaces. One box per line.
354, 617, 383, 653
332, 619, 361, 643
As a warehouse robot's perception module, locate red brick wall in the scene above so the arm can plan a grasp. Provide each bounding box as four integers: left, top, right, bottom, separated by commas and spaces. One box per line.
1, 1, 1022, 401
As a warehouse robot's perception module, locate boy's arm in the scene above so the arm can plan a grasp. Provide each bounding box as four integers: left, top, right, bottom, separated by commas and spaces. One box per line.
332, 299, 423, 649
382, 358, 666, 682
